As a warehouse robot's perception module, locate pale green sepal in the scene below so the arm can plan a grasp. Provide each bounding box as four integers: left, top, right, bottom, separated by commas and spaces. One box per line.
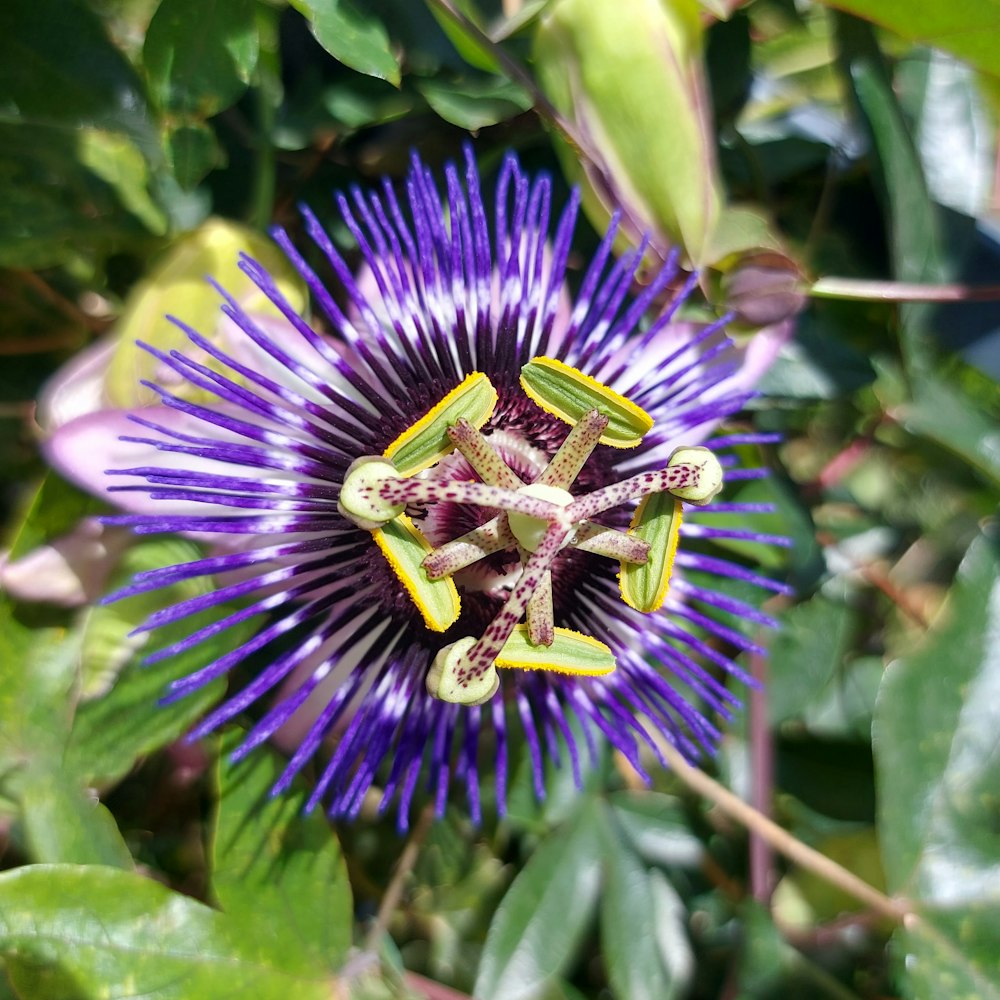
373, 515, 461, 633
495, 625, 616, 676
106, 219, 309, 407
519, 356, 653, 448
619, 493, 683, 613
383, 371, 498, 475
534, 0, 721, 264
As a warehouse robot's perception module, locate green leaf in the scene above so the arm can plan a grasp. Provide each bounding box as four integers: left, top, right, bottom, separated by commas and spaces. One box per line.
65, 538, 257, 786
426, 0, 501, 74
609, 791, 703, 868
4, 475, 97, 562
820, 0, 1000, 81
875, 533, 1000, 997
475, 799, 604, 999
897, 374, 1000, 488
78, 129, 168, 236
600, 822, 693, 1000
0, 599, 79, 779
834, 15, 948, 374
0, 865, 340, 998
288, 0, 401, 86
0, 0, 155, 150
767, 596, 857, 725
418, 76, 532, 130
0, 124, 157, 268
144, 0, 259, 116
211, 735, 353, 970
0, 599, 131, 867
6, 768, 132, 869
166, 121, 225, 191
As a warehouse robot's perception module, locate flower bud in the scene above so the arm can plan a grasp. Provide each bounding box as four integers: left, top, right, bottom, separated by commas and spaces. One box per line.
721, 250, 807, 327
534, 0, 722, 264
103, 218, 307, 407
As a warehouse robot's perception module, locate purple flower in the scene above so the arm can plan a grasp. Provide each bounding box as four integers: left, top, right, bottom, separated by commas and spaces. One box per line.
102, 148, 790, 828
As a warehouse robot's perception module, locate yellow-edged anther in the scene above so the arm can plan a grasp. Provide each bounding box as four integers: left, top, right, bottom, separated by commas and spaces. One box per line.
667, 446, 724, 506
619, 493, 683, 613
383, 372, 498, 475
507, 483, 573, 552
519, 356, 653, 448
495, 625, 616, 675
373, 514, 461, 632
338, 456, 404, 530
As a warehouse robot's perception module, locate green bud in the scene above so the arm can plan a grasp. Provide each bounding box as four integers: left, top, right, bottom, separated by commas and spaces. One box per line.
105, 219, 308, 407
534, 0, 722, 264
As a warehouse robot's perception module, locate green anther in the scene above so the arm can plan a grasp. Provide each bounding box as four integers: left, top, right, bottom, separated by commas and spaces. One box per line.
338, 456, 404, 530
619, 492, 683, 613
426, 637, 499, 705
667, 446, 724, 505
507, 483, 573, 552
373, 515, 461, 633
495, 625, 617, 675
519, 356, 654, 448
383, 371, 498, 475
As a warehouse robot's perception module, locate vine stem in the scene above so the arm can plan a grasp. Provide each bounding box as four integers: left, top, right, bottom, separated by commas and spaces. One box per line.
653, 733, 912, 923
810, 276, 1000, 302
362, 803, 436, 954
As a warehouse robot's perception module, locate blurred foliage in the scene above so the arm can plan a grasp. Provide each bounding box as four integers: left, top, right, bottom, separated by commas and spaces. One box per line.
0, 0, 999, 998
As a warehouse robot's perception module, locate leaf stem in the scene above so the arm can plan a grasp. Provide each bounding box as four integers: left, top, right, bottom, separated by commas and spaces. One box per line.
250, 4, 281, 231
363, 803, 436, 954
654, 733, 911, 923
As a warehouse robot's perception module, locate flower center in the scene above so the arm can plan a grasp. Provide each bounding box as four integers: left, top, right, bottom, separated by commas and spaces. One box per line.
507, 483, 573, 552
338, 357, 724, 706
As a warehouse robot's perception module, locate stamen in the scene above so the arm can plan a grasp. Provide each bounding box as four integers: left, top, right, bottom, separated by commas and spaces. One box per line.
446, 419, 522, 489
573, 522, 650, 563
422, 516, 515, 579
377, 477, 571, 523
526, 570, 555, 646
536, 409, 609, 488
519, 356, 654, 447
451, 521, 570, 682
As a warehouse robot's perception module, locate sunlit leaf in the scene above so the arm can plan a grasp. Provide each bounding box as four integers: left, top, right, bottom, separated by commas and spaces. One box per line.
211, 735, 353, 970
0, 865, 339, 999
876, 533, 1000, 996
476, 799, 604, 1000
288, 0, 400, 85
144, 0, 259, 116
